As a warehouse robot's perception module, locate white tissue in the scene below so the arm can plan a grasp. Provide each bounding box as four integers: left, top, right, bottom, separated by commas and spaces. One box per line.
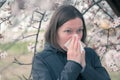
64, 38, 85, 53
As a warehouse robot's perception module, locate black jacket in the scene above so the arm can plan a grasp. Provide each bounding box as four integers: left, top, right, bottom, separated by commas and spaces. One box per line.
32, 44, 111, 80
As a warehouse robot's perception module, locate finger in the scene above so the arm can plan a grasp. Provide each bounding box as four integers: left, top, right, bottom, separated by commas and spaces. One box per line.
70, 35, 75, 48
74, 34, 80, 49
76, 38, 80, 52
74, 35, 78, 50
80, 41, 82, 53
81, 50, 85, 57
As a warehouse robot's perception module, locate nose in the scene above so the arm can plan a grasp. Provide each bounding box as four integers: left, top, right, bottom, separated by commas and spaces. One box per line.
72, 34, 81, 39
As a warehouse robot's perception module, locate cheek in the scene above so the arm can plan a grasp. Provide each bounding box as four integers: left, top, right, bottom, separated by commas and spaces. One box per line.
78, 32, 83, 40
58, 34, 70, 48
58, 35, 68, 44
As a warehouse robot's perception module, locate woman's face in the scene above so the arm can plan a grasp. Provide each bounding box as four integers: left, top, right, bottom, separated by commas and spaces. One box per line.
57, 18, 83, 50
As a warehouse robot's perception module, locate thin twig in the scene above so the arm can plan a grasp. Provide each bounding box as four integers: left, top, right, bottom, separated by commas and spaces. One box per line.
13, 57, 31, 65
27, 11, 46, 80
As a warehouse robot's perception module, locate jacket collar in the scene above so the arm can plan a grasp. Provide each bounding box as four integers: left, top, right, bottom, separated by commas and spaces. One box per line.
44, 43, 67, 56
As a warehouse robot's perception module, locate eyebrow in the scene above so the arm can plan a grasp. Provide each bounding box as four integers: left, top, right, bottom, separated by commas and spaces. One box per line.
65, 26, 83, 29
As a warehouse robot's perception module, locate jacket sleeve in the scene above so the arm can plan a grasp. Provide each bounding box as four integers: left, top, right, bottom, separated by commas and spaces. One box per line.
58, 60, 82, 80
81, 48, 111, 80
32, 55, 83, 80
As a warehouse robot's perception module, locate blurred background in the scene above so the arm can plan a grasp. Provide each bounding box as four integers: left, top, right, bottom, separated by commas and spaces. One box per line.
0, 0, 120, 80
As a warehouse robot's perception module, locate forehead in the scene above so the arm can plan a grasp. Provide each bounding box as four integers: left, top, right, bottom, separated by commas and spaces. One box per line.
60, 18, 83, 29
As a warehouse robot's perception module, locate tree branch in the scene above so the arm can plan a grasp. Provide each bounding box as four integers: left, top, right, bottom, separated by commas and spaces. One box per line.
93, 0, 114, 19
13, 57, 32, 65
82, 0, 102, 15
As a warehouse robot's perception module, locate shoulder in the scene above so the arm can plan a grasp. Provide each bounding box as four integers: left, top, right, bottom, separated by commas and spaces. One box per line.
35, 49, 57, 61
84, 47, 101, 66
85, 47, 94, 52
85, 47, 95, 53
84, 47, 99, 57
35, 43, 58, 59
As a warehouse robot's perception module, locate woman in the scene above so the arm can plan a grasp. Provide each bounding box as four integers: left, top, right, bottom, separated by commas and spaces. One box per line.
32, 5, 111, 80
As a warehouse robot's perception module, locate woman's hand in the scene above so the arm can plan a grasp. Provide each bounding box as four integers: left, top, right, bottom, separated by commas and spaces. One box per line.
66, 35, 86, 68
